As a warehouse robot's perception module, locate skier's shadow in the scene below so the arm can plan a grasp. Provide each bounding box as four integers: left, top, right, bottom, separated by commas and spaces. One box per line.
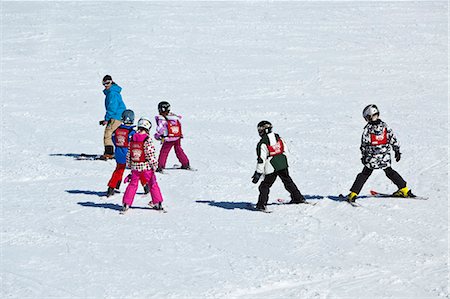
50, 153, 98, 158
78, 201, 122, 211
196, 200, 255, 211
77, 201, 154, 211
196, 195, 324, 211
66, 190, 146, 197
66, 190, 107, 197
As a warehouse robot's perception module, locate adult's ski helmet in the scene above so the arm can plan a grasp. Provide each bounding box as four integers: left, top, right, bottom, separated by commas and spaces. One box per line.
158, 101, 171, 113
137, 117, 152, 131
121, 109, 135, 125
363, 104, 379, 121
257, 120, 273, 137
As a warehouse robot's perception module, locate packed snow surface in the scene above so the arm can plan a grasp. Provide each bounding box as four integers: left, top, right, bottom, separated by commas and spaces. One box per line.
1, 1, 448, 298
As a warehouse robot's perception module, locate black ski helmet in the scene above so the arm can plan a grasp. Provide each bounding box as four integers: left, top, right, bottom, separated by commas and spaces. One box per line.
362, 104, 380, 122
257, 120, 273, 137
121, 109, 135, 125
158, 101, 171, 113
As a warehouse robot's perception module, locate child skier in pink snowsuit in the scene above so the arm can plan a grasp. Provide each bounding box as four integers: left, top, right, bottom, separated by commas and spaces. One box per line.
122, 117, 164, 213
154, 101, 190, 171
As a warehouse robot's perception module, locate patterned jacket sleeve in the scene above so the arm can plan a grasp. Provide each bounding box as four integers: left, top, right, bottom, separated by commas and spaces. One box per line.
154, 117, 166, 140
145, 138, 159, 170
126, 145, 131, 168
360, 125, 370, 157
386, 123, 400, 152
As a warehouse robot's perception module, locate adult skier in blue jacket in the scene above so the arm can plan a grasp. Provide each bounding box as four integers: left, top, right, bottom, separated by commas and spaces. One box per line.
99, 75, 126, 160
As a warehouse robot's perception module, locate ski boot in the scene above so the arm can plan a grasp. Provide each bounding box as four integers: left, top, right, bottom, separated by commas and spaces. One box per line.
99, 154, 114, 160
120, 204, 130, 214
143, 185, 150, 195
180, 164, 191, 170
106, 187, 115, 197
148, 202, 164, 210
287, 195, 306, 204
346, 192, 358, 203
392, 187, 415, 198
155, 167, 163, 173
255, 204, 267, 211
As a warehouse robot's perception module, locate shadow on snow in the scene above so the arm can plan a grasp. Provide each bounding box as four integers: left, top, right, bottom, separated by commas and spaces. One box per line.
196, 195, 324, 211
77, 201, 154, 211
50, 153, 98, 158
66, 189, 107, 197
66, 190, 146, 197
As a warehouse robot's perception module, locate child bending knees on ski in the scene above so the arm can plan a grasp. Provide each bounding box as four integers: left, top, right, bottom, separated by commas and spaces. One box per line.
106, 110, 148, 197
251, 121, 307, 211
154, 101, 190, 172
121, 117, 164, 213
345, 104, 415, 203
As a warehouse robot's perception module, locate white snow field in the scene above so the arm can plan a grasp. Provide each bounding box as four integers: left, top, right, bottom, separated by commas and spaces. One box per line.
1, 1, 448, 298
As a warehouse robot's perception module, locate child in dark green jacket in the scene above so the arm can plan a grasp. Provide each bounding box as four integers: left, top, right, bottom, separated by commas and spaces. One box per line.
251, 121, 306, 211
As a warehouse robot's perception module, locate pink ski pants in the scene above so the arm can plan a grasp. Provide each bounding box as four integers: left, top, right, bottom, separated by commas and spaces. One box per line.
158, 139, 189, 169
122, 170, 163, 206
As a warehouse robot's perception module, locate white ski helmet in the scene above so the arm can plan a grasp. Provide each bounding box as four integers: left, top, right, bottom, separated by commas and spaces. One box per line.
363, 104, 379, 121
137, 117, 152, 131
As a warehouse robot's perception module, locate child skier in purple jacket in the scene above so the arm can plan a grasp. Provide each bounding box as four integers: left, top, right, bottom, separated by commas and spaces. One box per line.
154, 101, 190, 171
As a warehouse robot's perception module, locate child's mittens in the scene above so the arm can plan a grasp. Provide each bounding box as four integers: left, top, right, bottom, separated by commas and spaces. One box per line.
251, 172, 262, 184
124, 174, 132, 184
361, 155, 368, 164
394, 150, 401, 162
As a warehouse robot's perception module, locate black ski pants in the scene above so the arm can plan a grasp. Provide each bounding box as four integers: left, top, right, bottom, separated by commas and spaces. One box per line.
257, 168, 303, 208
350, 166, 407, 194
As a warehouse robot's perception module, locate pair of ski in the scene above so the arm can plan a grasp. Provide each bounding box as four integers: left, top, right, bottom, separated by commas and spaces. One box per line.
250, 198, 317, 213
119, 203, 168, 215
158, 164, 198, 173
338, 190, 428, 208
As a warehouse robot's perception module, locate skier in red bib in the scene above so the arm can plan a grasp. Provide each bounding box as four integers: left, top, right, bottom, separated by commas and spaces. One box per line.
251, 121, 306, 211
154, 101, 190, 171
106, 110, 148, 197
121, 117, 164, 213
345, 104, 414, 203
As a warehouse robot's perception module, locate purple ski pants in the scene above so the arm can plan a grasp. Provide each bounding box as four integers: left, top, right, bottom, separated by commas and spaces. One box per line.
123, 170, 163, 206
158, 139, 189, 169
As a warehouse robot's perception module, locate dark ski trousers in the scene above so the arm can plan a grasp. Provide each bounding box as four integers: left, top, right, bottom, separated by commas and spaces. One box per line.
350, 166, 407, 194
257, 168, 303, 208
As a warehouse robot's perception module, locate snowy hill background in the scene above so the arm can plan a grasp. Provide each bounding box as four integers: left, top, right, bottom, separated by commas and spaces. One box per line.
1, 1, 448, 298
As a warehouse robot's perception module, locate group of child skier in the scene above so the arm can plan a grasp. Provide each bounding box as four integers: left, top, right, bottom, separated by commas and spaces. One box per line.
100, 76, 190, 212
99, 75, 415, 213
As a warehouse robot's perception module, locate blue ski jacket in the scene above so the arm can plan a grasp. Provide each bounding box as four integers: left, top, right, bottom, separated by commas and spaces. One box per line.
103, 84, 126, 121
112, 124, 136, 164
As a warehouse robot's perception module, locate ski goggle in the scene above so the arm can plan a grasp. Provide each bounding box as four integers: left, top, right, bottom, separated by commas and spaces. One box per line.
102, 80, 112, 86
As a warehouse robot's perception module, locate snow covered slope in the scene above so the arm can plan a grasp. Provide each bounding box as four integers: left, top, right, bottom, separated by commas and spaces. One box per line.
1, 2, 448, 298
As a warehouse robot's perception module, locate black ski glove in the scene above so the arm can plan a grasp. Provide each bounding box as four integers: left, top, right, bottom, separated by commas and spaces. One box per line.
251, 172, 262, 184
361, 155, 368, 165
394, 150, 401, 162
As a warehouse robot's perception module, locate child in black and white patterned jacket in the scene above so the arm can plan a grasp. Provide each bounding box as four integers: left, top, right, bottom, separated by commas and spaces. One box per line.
345, 104, 415, 203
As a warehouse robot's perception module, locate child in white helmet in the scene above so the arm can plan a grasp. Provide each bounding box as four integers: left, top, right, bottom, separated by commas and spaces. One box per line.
121, 117, 164, 213
345, 104, 414, 203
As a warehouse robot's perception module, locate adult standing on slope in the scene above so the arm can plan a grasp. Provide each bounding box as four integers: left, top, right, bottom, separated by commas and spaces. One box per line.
99, 75, 126, 160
